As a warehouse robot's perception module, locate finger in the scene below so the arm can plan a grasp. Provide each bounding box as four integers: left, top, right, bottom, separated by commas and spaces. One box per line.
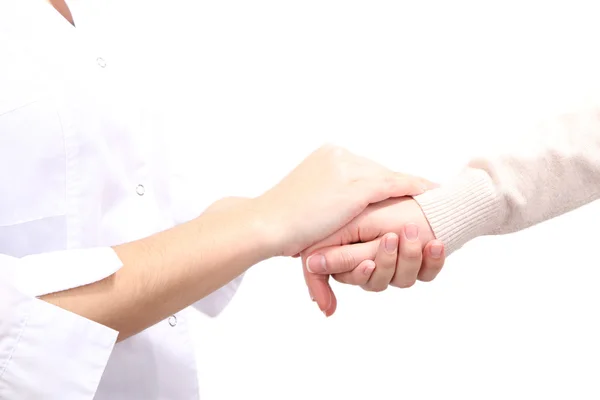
323, 284, 338, 317
371, 173, 428, 204
301, 223, 354, 258
357, 172, 427, 206
362, 233, 398, 292
418, 240, 445, 282
389, 173, 431, 195
303, 259, 336, 315
333, 259, 376, 286
401, 174, 439, 190
305, 241, 379, 275
390, 224, 423, 288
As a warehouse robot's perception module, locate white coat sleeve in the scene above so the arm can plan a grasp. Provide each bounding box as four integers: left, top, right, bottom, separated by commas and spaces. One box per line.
0, 249, 122, 399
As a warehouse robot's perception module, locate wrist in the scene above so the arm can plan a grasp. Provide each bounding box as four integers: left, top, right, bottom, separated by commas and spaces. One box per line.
413, 168, 502, 255
230, 196, 288, 260
247, 194, 289, 258
190, 198, 281, 264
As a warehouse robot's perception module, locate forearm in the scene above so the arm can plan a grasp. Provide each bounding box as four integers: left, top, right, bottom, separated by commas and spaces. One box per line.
416, 106, 600, 254
42, 202, 271, 341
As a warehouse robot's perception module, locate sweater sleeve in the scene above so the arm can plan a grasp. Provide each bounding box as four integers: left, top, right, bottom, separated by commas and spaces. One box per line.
414, 107, 600, 255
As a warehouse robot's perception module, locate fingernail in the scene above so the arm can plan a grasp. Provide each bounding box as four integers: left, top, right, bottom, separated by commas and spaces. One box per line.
404, 224, 419, 241
430, 243, 443, 258
385, 235, 398, 253
306, 254, 326, 273
363, 261, 376, 275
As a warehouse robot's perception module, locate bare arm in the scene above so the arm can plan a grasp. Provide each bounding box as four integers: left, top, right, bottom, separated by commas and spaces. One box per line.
39, 145, 427, 341
42, 203, 268, 341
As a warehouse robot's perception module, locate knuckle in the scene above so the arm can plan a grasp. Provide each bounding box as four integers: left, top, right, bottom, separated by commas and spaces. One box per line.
427, 262, 444, 273
350, 276, 368, 287
383, 174, 404, 193
319, 143, 335, 153
359, 225, 381, 242
327, 145, 345, 160
378, 259, 396, 271
402, 247, 422, 260
383, 174, 395, 185
363, 278, 389, 292
329, 160, 352, 182
434, 258, 446, 269
336, 272, 364, 286
328, 250, 356, 272
396, 280, 416, 289
369, 285, 387, 293
339, 166, 355, 185
339, 226, 356, 245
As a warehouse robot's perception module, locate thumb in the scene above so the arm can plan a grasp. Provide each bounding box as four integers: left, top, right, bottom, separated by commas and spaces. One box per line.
302, 259, 336, 315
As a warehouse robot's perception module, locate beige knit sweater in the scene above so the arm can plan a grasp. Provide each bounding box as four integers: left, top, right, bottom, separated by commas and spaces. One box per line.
414, 107, 600, 255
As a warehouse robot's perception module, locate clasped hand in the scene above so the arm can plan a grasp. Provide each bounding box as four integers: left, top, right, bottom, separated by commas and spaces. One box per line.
301, 196, 446, 316
205, 144, 446, 316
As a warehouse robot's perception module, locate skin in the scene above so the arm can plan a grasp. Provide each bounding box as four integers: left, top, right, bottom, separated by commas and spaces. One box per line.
41, 0, 443, 331
39, 145, 429, 340
302, 197, 446, 316
45, 0, 75, 25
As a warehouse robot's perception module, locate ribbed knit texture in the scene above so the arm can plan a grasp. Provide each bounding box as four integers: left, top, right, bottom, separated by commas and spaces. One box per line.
413, 107, 600, 256
414, 168, 502, 255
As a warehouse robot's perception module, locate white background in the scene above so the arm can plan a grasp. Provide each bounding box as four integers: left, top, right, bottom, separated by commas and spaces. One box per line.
141, 1, 600, 399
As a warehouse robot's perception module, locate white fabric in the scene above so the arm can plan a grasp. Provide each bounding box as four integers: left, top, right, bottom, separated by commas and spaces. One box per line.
0, 1, 242, 398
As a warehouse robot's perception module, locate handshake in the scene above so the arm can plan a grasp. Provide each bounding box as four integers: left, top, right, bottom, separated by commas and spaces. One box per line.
206, 144, 447, 317
301, 196, 445, 317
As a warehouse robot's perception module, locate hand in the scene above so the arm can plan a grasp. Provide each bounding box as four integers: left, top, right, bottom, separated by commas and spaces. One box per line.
301, 197, 446, 316
254, 145, 434, 257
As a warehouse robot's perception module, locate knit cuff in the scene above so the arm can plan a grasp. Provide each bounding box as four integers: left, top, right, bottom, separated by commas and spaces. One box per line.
413, 168, 503, 256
